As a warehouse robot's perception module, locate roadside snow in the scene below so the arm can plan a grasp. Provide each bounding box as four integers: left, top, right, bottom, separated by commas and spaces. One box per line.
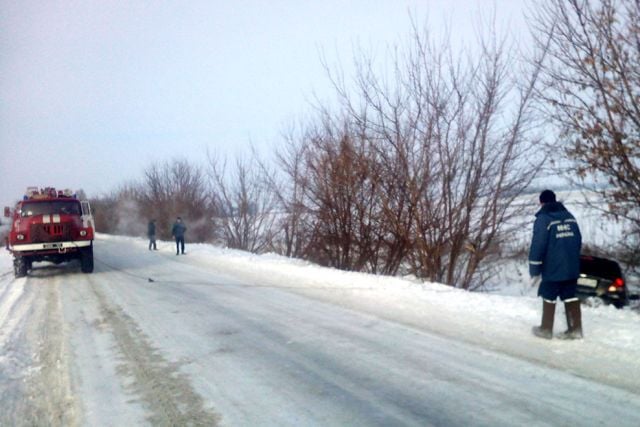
96, 233, 640, 393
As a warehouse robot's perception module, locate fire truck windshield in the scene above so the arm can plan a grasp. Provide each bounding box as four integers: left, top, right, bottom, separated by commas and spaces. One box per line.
20, 201, 82, 217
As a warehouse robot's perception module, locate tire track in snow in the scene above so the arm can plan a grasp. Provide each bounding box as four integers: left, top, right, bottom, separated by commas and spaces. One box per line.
20, 278, 78, 426
0, 278, 28, 343
0, 278, 36, 426
87, 277, 221, 426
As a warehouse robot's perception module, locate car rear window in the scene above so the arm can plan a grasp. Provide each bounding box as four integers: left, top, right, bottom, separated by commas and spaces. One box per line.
580, 256, 622, 278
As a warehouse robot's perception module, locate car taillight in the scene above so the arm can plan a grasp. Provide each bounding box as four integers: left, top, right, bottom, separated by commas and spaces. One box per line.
608, 278, 625, 293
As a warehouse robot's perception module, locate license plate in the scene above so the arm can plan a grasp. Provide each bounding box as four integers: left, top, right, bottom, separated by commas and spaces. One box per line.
578, 277, 598, 288
43, 242, 62, 249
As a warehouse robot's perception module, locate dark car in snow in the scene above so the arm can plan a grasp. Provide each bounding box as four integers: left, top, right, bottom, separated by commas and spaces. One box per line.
577, 255, 629, 308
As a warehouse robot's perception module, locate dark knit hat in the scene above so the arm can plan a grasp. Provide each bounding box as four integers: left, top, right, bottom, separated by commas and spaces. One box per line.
539, 189, 556, 204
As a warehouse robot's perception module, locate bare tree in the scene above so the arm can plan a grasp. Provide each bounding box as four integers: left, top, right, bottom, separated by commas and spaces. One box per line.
269, 124, 313, 258
294, 115, 386, 271
206, 151, 279, 253
307, 17, 543, 288
90, 183, 146, 237
89, 191, 118, 234
139, 158, 210, 241
531, 0, 640, 254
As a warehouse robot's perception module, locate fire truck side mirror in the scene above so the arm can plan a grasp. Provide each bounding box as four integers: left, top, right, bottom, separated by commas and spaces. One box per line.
3, 207, 10, 218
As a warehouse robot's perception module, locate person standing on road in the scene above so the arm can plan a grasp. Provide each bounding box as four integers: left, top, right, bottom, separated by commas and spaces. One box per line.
171, 217, 187, 255
529, 189, 583, 340
147, 219, 157, 250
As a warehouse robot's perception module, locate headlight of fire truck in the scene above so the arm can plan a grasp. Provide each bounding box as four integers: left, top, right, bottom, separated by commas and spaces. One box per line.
79, 230, 87, 237
16, 234, 25, 240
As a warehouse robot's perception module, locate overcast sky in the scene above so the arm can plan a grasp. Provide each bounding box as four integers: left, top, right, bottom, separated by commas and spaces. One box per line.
0, 0, 527, 207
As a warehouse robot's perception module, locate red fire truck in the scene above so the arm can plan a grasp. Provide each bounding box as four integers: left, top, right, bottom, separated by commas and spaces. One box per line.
4, 187, 94, 277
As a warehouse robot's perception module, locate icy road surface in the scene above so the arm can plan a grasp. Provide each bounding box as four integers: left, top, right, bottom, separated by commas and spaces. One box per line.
1, 235, 640, 426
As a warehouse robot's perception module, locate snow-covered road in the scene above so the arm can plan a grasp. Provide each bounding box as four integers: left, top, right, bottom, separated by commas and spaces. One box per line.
2, 235, 640, 426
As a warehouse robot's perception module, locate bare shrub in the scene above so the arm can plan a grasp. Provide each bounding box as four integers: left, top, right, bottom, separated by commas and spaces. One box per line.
91, 183, 145, 236
270, 124, 313, 258
287, 18, 543, 288
139, 158, 210, 241
297, 115, 385, 271
206, 151, 279, 253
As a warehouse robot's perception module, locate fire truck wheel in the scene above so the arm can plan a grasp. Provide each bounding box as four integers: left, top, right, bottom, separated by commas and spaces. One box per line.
80, 246, 94, 273
14, 258, 28, 278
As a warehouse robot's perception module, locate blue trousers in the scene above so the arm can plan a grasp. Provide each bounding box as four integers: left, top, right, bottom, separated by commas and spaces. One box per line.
175, 236, 185, 254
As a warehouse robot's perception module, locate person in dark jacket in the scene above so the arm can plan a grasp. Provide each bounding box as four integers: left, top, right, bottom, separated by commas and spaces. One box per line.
171, 217, 187, 255
147, 219, 157, 250
529, 189, 583, 339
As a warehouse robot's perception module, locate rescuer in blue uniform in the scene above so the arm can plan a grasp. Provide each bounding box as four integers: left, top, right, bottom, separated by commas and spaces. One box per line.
171, 217, 187, 255
529, 190, 583, 339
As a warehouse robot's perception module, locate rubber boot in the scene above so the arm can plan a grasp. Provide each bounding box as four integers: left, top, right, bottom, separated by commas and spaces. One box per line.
557, 299, 583, 340
532, 299, 555, 339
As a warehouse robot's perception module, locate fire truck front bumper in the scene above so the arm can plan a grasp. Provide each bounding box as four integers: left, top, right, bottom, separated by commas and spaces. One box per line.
9, 240, 92, 255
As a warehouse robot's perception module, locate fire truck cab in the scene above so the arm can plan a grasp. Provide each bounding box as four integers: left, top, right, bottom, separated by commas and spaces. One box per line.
4, 187, 94, 277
